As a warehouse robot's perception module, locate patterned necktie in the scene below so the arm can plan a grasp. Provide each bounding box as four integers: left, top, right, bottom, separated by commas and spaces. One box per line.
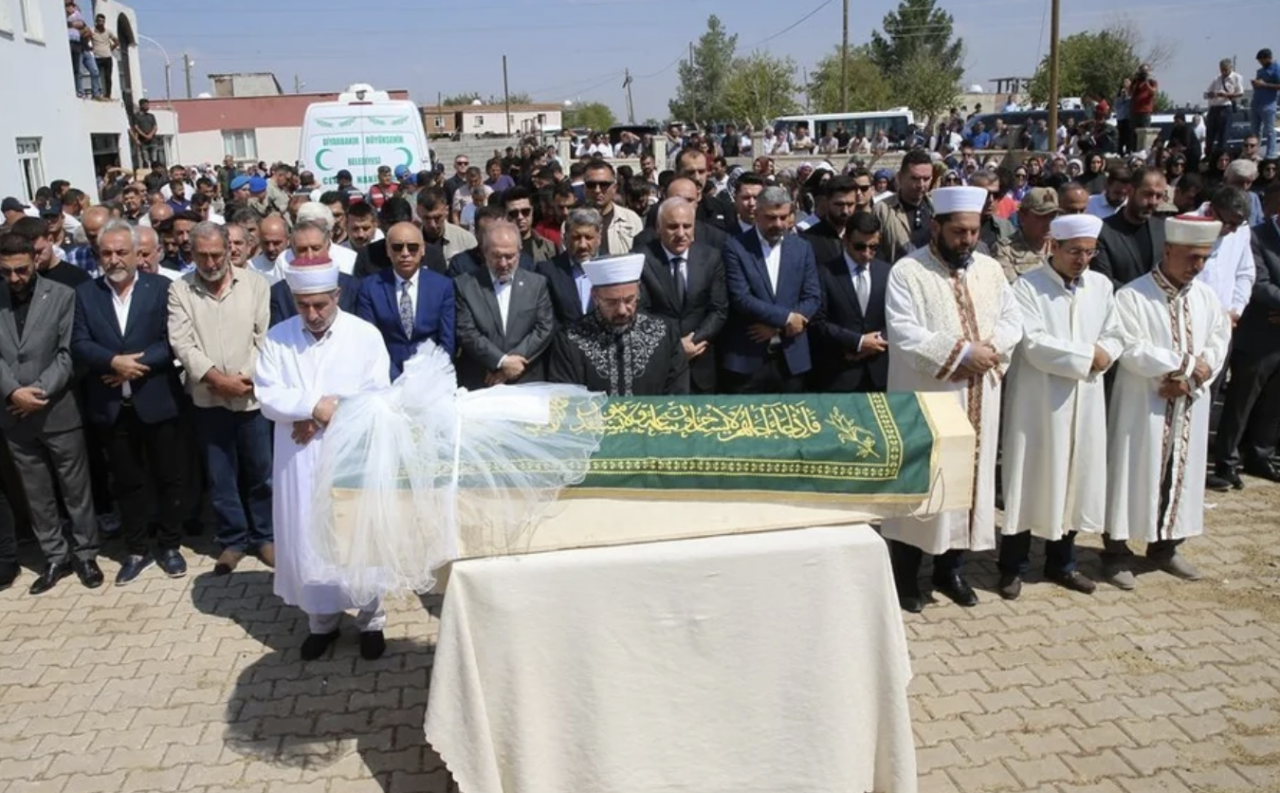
399, 280, 414, 337
671, 256, 686, 308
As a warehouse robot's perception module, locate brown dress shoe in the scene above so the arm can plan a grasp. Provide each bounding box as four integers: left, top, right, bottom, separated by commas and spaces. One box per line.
256, 543, 275, 569
214, 549, 246, 576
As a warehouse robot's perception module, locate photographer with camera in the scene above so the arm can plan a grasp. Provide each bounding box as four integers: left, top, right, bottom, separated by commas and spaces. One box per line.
1129, 64, 1159, 147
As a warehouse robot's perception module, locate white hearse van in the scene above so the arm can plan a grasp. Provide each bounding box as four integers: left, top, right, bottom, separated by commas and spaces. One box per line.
299, 83, 431, 191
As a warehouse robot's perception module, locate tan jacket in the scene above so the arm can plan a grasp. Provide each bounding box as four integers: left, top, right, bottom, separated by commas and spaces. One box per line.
602, 204, 643, 256
167, 269, 271, 411
994, 230, 1049, 283
873, 195, 931, 264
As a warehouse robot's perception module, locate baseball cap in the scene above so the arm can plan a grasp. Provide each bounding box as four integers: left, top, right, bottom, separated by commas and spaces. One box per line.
1021, 187, 1060, 215
336, 169, 353, 180
1259, 48, 1273, 60
40, 202, 63, 218
1, 197, 24, 213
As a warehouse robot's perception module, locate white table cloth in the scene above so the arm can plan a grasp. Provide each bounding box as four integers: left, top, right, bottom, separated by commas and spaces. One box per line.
425, 525, 917, 793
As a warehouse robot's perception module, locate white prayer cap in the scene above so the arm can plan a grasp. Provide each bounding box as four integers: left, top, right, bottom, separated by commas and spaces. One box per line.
1050, 214, 1103, 241
583, 254, 644, 288
932, 186, 987, 216
283, 256, 340, 294
1165, 214, 1222, 247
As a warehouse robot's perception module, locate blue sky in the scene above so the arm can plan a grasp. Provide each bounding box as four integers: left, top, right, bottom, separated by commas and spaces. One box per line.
127, 0, 1275, 120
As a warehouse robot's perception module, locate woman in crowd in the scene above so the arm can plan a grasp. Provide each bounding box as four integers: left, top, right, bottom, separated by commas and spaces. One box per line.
1081, 153, 1108, 194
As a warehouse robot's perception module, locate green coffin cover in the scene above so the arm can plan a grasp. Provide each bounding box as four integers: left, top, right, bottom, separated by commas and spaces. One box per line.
559, 392, 936, 501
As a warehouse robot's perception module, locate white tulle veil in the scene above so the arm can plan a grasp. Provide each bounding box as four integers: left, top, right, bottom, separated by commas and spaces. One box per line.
306, 342, 606, 606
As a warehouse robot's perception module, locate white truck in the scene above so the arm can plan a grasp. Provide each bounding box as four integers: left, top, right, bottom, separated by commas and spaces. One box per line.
298, 83, 431, 191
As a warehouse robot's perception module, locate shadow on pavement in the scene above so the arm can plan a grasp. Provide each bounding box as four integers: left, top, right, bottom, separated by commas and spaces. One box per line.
191, 570, 455, 792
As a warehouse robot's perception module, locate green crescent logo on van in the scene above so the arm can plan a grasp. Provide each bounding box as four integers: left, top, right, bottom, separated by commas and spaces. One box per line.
397, 147, 414, 168
316, 149, 334, 170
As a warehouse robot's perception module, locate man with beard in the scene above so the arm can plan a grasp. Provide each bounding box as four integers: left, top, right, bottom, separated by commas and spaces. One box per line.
500, 186, 556, 263
416, 187, 476, 266
1057, 182, 1091, 216
121, 183, 148, 225
1086, 165, 1134, 220
168, 222, 273, 576
8, 217, 89, 289
994, 187, 1059, 283
1094, 167, 1169, 288
156, 210, 199, 275
342, 200, 380, 253
675, 148, 735, 232
71, 221, 189, 585
802, 176, 864, 265
548, 253, 689, 396
583, 159, 642, 255
319, 191, 349, 248
537, 208, 603, 327
255, 254, 392, 661
881, 186, 1023, 612
874, 149, 934, 264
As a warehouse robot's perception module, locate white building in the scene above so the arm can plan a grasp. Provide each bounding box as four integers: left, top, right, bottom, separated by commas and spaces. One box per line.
448, 103, 563, 138
0, 0, 172, 201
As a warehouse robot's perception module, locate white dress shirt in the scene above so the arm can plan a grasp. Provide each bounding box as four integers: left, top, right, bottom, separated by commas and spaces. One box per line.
846, 252, 872, 315
493, 276, 512, 333
662, 246, 688, 289
1195, 205, 1255, 316
248, 253, 284, 284
111, 281, 134, 398
282, 244, 357, 275
571, 261, 592, 313
757, 231, 782, 294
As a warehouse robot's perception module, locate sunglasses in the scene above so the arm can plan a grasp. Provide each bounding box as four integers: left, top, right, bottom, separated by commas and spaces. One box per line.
584, 180, 614, 190
850, 242, 879, 252
389, 242, 421, 254
852, 184, 873, 193
507, 208, 533, 218
456, 160, 470, 166
2, 265, 32, 277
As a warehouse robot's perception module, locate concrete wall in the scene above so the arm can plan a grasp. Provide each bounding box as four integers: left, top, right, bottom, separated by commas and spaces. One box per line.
173, 126, 303, 166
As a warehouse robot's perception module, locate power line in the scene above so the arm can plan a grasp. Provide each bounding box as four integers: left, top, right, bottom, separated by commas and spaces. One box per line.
740, 0, 834, 49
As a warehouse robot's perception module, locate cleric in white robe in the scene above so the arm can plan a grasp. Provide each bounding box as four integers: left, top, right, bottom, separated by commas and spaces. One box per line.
882, 186, 1023, 613
998, 214, 1123, 599
253, 255, 394, 661
1102, 215, 1231, 590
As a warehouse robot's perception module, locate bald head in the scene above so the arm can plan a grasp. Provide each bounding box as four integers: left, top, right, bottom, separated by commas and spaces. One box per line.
387, 221, 423, 244
259, 215, 290, 262
149, 202, 174, 227
1058, 183, 1089, 215
135, 226, 162, 272
81, 206, 111, 244
387, 222, 425, 280
666, 177, 700, 204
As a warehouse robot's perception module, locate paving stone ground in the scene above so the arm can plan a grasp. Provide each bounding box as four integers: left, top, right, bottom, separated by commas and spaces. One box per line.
2, 480, 1279, 793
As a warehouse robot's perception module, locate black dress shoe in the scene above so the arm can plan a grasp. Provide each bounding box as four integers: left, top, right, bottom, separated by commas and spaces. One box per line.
1046, 570, 1098, 594
359, 630, 387, 660
1205, 473, 1232, 492
932, 575, 979, 607
897, 593, 925, 613
1243, 463, 1280, 483
300, 630, 341, 661
997, 573, 1022, 600
74, 558, 104, 589
29, 561, 72, 596
0, 561, 18, 591
1214, 466, 1244, 490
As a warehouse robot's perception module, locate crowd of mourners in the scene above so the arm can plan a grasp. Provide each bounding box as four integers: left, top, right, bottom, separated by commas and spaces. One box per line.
0, 48, 1278, 658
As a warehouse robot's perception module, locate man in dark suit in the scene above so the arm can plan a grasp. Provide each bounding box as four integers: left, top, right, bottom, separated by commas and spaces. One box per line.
634, 177, 729, 251
802, 175, 865, 266
70, 220, 189, 585
720, 186, 821, 393
0, 233, 100, 595
454, 220, 555, 390
536, 207, 601, 326
637, 198, 727, 393
448, 205, 537, 279
1093, 166, 1170, 288
1215, 183, 1280, 484
355, 222, 455, 381
809, 211, 891, 392
269, 220, 360, 325
675, 147, 735, 232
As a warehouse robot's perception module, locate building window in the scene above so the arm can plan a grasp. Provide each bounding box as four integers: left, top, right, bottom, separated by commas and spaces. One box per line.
222, 129, 258, 161
19, 0, 44, 41
474, 116, 484, 127
434, 115, 444, 129
16, 138, 44, 201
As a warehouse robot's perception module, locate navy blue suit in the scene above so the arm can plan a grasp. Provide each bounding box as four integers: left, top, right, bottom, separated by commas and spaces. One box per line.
71, 272, 183, 426
268, 272, 360, 327
356, 268, 456, 381
720, 231, 820, 389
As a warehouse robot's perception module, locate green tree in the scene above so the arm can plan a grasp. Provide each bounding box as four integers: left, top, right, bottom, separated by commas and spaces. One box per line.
870, 0, 964, 80
487, 92, 533, 105
893, 50, 960, 125
1027, 20, 1172, 106
441, 92, 482, 106
722, 52, 800, 127
440, 91, 534, 106
564, 101, 617, 132
668, 14, 738, 124
807, 45, 894, 114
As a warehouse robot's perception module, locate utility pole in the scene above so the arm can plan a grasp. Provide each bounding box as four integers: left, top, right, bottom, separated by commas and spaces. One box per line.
623, 69, 635, 124
803, 68, 810, 113
182, 53, 193, 99
502, 55, 511, 137
1047, 0, 1060, 151
840, 0, 849, 112
689, 41, 697, 125
294, 74, 304, 94
163, 63, 171, 102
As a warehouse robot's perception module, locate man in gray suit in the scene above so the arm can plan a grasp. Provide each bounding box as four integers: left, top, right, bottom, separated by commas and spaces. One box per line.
454, 220, 556, 391
0, 233, 101, 595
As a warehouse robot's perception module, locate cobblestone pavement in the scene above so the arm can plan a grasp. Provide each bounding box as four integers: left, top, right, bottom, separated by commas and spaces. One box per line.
1, 481, 1279, 793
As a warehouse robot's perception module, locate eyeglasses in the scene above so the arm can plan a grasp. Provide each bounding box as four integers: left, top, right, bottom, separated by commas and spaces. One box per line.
507, 207, 533, 218
585, 180, 614, 191
852, 184, 873, 193
1060, 246, 1098, 259
849, 242, 879, 252
389, 242, 421, 254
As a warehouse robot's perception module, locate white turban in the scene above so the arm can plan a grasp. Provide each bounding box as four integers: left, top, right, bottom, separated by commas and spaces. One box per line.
1165, 215, 1222, 246
583, 254, 644, 287
1050, 214, 1103, 241
932, 186, 987, 216
283, 257, 340, 295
